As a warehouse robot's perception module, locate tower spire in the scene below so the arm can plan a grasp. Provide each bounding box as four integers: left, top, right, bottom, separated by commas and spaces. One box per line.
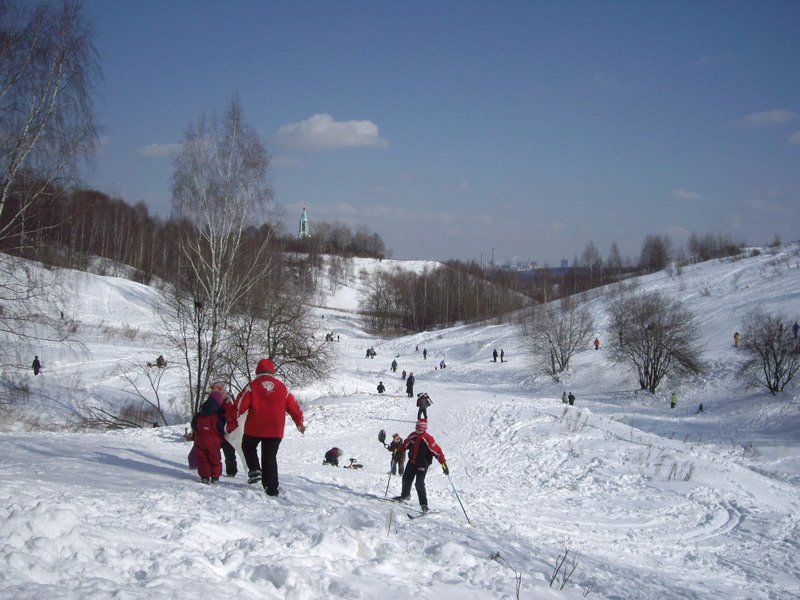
298, 205, 310, 239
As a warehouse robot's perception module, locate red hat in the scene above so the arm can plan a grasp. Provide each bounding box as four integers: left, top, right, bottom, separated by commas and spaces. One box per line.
415, 419, 427, 433
256, 358, 275, 375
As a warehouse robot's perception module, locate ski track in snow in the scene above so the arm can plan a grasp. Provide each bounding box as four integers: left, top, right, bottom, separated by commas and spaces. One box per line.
2, 247, 800, 599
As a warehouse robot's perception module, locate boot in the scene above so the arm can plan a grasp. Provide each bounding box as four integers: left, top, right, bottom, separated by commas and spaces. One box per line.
247, 470, 262, 484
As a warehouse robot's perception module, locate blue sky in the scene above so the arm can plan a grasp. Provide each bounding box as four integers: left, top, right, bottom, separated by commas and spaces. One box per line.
82, 0, 799, 265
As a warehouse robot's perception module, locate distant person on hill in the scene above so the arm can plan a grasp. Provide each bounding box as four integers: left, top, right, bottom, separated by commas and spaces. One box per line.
568, 392, 575, 406
793, 321, 799, 339
323, 447, 343, 466
392, 419, 448, 514
562, 391, 568, 404
500, 349, 505, 362
402, 370, 407, 380
377, 381, 385, 394
493, 348, 498, 362
670, 392, 678, 409
734, 332, 741, 347
423, 348, 427, 360
416, 392, 432, 420
190, 390, 227, 484
439, 359, 446, 369
406, 372, 415, 397
155, 355, 166, 368
697, 403, 704, 413
391, 359, 398, 372
388, 433, 406, 475
32, 356, 41, 376
594, 338, 600, 350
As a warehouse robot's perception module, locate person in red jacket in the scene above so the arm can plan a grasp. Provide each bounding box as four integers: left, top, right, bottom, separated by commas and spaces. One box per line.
230, 358, 305, 496
190, 390, 227, 484
392, 419, 448, 512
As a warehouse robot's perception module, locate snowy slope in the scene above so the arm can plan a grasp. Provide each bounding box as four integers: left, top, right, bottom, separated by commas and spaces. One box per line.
1, 246, 800, 599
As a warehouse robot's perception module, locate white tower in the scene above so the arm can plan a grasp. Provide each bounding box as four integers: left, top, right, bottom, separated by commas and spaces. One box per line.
298, 206, 310, 239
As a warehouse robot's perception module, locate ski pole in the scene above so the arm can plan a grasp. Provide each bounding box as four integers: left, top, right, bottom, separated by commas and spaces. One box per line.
383, 471, 392, 499
446, 473, 471, 525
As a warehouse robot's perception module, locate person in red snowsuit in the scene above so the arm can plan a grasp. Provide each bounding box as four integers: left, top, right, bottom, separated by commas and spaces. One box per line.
393, 419, 448, 512
190, 390, 227, 484
231, 358, 305, 496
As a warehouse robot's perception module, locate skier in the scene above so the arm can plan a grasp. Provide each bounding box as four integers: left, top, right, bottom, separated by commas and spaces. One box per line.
406, 372, 415, 398
416, 392, 432, 420
568, 392, 575, 406
388, 433, 406, 475
190, 390, 227, 484
323, 447, 343, 466
670, 392, 677, 409
377, 381, 385, 394
393, 419, 448, 513
231, 358, 305, 497
32, 356, 41, 376
493, 348, 498, 362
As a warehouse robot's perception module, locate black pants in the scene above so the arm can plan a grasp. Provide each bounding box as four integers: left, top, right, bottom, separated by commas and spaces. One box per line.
221, 440, 237, 476
417, 406, 427, 419
401, 462, 429, 507
242, 435, 282, 495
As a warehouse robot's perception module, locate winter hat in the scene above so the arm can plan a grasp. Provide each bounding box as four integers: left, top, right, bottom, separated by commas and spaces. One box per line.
256, 358, 275, 375
415, 419, 428, 433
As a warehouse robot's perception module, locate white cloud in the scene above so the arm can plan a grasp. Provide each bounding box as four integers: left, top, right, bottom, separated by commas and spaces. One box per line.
271, 155, 309, 167
735, 110, 796, 128
443, 181, 469, 194
672, 189, 705, 201
136, 142, 182, 158
272, 113, 388, 152
789, 131, 800, 145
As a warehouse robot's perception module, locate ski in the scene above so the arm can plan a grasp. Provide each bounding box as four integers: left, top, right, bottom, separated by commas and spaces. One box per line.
407, 511, 434, 519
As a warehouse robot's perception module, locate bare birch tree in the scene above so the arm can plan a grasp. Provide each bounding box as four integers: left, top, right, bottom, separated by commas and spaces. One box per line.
0, 0, 100, 249
168, 98, 274, 413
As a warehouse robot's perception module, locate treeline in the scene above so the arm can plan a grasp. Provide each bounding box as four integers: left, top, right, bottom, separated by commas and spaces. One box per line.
0, 185, 386, 284
360, 260, 529, 332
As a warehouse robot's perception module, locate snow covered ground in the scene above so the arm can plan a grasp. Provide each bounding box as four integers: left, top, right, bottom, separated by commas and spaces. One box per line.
2, 247, 800, 599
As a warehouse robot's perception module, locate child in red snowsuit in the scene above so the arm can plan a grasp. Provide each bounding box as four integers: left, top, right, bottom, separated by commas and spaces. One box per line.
191, 390, 227, 484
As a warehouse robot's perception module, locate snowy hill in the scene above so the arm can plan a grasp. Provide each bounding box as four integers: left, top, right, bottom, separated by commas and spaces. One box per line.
1, 246, 800, 599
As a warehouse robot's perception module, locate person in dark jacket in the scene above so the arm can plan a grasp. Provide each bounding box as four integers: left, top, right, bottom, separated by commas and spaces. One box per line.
568, 392, 575, 406
323, 447, 343, 466
493, 348, 498, 362
211, 382, 238, 477
416, 392, 432, 420
392, 419, 448, 512
388, 433, 405, 475
230, 358, 305, 496
32, 356, 41, 375
191, 391, 227, 484
377, 381, 385, 394
406, 372, 415, 397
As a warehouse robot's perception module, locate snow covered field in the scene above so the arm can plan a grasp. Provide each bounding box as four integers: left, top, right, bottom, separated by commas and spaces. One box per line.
1, 246, 800, 599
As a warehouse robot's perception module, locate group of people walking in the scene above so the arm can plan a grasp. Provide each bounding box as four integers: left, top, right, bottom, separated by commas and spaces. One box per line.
190, 358, 305, 497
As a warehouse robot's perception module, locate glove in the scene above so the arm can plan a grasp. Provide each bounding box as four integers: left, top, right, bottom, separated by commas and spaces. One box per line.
441, 463, 449, 475
226, 420, 238, 434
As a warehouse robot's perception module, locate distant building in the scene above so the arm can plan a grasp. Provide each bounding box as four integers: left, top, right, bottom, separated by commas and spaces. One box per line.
298, 206, 311, 239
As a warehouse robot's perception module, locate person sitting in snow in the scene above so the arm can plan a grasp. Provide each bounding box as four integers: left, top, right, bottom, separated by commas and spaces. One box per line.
392, 419, 448, 513
388, 433, 406, 475
155, 355, 166, 368
323, 447, 343, 466
190, 390, 227, 484
377, 381, 385, 394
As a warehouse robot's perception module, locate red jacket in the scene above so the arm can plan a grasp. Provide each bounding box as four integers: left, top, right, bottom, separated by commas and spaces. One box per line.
397, 431, 446, 467
236, 371, 304, 438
